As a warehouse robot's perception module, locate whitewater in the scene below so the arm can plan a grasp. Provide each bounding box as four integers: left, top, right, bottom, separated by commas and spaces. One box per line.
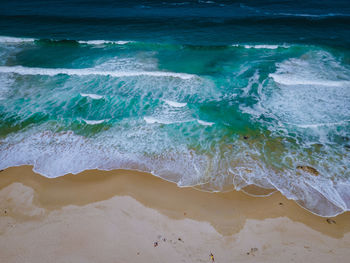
0, 23, 349, 217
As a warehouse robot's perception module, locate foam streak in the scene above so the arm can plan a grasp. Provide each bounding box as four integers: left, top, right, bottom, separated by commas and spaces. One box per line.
0, 66, 196, 80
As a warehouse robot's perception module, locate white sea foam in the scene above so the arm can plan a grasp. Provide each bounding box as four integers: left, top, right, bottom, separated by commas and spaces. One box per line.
232, 44, 289, 49
269, 73, 350, 87
0, 36, 136, 47
83, 119, 107, 125
163, 99, 187, 107
289, 120, 350, 128
258, 51, 350, 135
78, 40, 132, 45
0, 36, 35, 43
0, 66, 196, 80
244, 45, 280, 49
94, 56, 158, 72
144, 116, 168, 124
80, 93, 103, 99
144, 115, 195, 125
0, 36, 134, 45
0, 74, 14, 100
197, 119, 215, 126
269, 53, 350, 88
0, 128, 209, 187
0, 125, 349, 217
143, 116, 184, 125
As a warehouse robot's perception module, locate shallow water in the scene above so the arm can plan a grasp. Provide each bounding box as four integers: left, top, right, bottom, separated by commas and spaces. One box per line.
0, 0, 350, 217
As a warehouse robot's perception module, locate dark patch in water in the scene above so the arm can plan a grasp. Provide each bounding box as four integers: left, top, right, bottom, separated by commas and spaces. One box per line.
297, 166, 319, 176
35, 39, 80, 47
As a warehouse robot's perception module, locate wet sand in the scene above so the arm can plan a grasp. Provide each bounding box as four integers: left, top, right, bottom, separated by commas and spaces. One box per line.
0, 165, 349, 262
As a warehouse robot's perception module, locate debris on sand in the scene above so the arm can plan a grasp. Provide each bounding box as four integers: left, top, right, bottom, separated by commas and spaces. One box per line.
246, 247, 258, 256
326, 218, 336, 224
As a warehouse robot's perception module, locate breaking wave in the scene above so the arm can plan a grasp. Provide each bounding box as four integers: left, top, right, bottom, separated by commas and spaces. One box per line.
0, 66, 196, 80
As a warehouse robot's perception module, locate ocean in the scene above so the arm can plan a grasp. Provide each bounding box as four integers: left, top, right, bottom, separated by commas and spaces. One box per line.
0, 0, 349, 217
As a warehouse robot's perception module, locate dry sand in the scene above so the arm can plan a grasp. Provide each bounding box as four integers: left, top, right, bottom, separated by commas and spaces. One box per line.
0, 165, 349, 263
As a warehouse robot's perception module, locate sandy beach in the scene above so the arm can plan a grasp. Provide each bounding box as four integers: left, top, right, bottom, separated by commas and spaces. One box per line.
1, 0, 350, 262
0, 165, 349, 263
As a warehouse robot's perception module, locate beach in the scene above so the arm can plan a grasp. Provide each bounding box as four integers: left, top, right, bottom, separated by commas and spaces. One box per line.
1, 166, 349, 263
1, 2, 350, 261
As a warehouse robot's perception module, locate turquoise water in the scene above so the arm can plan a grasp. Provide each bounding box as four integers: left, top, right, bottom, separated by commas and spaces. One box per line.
0, 1, 350, 217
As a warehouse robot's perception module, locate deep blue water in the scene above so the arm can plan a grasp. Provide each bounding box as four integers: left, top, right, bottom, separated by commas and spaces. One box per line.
0, 0, 350, 47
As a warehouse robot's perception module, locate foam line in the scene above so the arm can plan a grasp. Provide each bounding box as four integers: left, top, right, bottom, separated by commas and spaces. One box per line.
269, 73, 350, 87
83, 119, 108, 125
78, 40, 132, 45
288, 119, 350, 128
80, 93, 104, 100
0, 36, 134, 45
144, 116, 172, 124
197, 119, 215, 126
163, 99, 187, 107
0, 66, 196, 80
0, 36, 35, 43
232, 44, 289, 49
143, 116, 195, 125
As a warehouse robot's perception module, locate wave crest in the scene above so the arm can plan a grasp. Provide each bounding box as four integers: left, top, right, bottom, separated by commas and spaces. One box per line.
0, 66, 196, 80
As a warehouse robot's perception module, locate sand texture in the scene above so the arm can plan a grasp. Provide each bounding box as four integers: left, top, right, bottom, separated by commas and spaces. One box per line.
0, 166, 350, 263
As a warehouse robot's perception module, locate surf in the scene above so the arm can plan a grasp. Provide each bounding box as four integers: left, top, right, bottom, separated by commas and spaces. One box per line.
0, 34, 349, 217
0, 66, 196, 80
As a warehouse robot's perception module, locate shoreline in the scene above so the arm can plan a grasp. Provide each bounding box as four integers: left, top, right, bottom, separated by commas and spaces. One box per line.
1, 165, 350, 262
